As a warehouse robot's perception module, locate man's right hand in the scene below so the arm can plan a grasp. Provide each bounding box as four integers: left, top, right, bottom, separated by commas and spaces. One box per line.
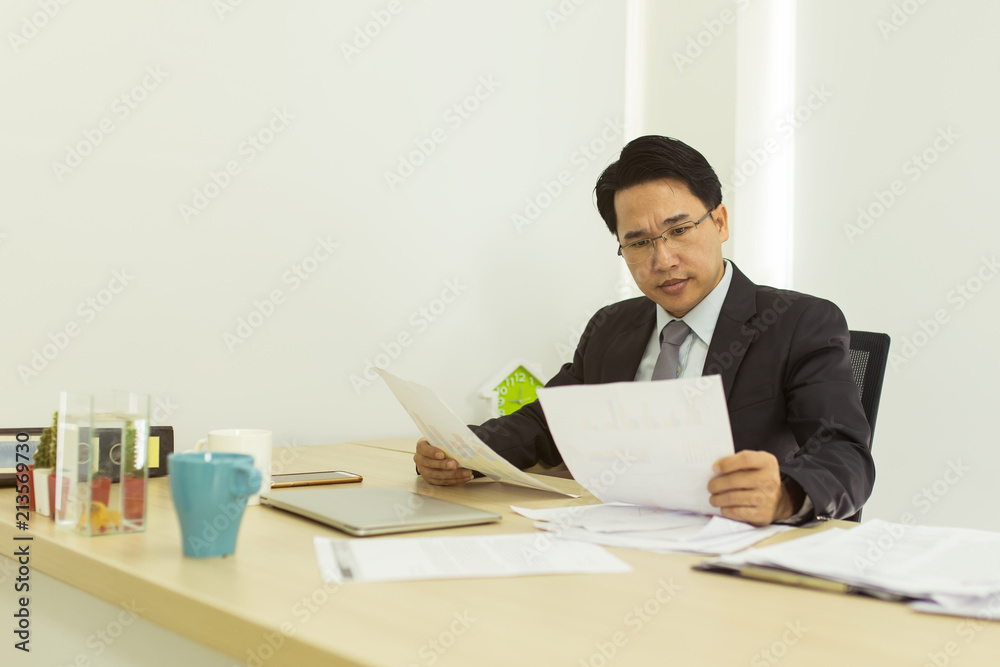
414, 438, 474, 485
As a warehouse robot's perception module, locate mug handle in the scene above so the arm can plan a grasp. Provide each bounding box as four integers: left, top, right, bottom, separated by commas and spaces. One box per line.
194, 438, 208, 451
232, 467, 262, 498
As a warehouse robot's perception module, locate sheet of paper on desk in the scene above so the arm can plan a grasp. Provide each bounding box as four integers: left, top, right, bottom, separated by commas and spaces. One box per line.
512, 504, 790, 555
313, 533, 631, 583
376, 369, 576, 497
512, 503, 711, 533
535, 376, 734, 514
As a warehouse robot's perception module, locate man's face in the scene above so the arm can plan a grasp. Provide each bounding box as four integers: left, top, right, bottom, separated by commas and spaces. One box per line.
615, 178, 729, 318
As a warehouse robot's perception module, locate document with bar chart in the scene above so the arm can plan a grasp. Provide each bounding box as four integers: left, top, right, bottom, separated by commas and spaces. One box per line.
536, 376, 734, 514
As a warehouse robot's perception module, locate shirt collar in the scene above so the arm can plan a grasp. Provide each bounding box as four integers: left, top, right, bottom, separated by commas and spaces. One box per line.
655, 259, 733, 346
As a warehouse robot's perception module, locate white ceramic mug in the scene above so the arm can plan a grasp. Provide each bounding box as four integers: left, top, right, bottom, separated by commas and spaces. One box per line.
194, 429, 272, 505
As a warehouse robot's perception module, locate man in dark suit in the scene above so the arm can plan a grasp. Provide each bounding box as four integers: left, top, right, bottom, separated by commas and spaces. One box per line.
414, 136, 874, 526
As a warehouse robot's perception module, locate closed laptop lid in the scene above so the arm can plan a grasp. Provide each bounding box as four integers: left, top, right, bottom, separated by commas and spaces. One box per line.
259, 486, 501, 536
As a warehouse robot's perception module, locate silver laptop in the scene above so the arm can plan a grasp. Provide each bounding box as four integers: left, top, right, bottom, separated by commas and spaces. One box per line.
259, 487, 501, 536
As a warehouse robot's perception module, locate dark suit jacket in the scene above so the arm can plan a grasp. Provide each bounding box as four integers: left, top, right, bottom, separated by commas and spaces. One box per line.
471, 263, 875, 521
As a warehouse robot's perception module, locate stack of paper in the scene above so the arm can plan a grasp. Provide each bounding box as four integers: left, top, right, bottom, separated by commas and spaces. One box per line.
512, 503, 791, 555
708, 519, 1000, 619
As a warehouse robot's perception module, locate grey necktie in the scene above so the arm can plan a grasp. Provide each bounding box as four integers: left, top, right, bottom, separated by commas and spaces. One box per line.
651, 320, 691, 380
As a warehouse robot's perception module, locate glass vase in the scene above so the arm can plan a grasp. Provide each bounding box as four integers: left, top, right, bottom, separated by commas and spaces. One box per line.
55, 391, 150, 536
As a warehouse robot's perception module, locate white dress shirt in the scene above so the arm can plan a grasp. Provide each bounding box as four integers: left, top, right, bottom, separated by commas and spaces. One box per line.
634, 260, 733, 381
630, 260, 814, 522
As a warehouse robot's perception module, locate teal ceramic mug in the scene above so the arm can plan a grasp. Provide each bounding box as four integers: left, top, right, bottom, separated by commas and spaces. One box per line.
168, 452, 261, 557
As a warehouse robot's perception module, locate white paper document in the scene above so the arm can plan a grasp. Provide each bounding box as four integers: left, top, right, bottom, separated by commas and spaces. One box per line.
313, 533, 632, 583
536, 376, 734, 514
911, 595, 1000, 620
512, 503, 711, 534
376, 369, 576, 497
712, 519, 1000, 617
512, 504, 790, 555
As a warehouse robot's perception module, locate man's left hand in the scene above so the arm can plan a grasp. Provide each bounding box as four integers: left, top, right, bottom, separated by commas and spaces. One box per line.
708, 450, 795, 526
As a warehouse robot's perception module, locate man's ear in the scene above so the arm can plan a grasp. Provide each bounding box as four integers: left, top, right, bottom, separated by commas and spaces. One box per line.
713, 204, 729, 243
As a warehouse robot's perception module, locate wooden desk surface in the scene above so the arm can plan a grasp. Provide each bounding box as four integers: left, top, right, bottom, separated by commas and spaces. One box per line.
3, 441, 999, 666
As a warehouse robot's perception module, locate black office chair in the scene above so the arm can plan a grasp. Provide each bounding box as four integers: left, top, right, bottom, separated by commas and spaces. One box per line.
844, 330, 891, 522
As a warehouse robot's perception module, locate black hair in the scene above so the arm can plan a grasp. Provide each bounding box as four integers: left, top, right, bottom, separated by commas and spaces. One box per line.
594, 136, 722, 236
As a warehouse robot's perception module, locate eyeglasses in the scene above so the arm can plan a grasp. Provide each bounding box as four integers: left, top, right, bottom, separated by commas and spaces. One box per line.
616, 209, 714, 265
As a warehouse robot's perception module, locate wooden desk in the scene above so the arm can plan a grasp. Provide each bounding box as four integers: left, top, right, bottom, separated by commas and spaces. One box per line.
3, 441, 999, 666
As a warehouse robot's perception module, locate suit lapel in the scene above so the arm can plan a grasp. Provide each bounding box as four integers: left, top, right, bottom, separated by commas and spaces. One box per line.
704, 263, 758, 401
603, 301, 655, 382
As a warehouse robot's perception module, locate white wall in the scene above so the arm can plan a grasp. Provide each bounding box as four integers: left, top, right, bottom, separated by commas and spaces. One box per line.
629, 0, 738, 263
642, 1, 999, 531
788, 1, 1000, 531
1, 2, 625, 451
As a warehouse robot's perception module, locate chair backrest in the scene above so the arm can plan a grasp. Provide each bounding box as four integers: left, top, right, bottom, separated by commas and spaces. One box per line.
844, 330, 891, 522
